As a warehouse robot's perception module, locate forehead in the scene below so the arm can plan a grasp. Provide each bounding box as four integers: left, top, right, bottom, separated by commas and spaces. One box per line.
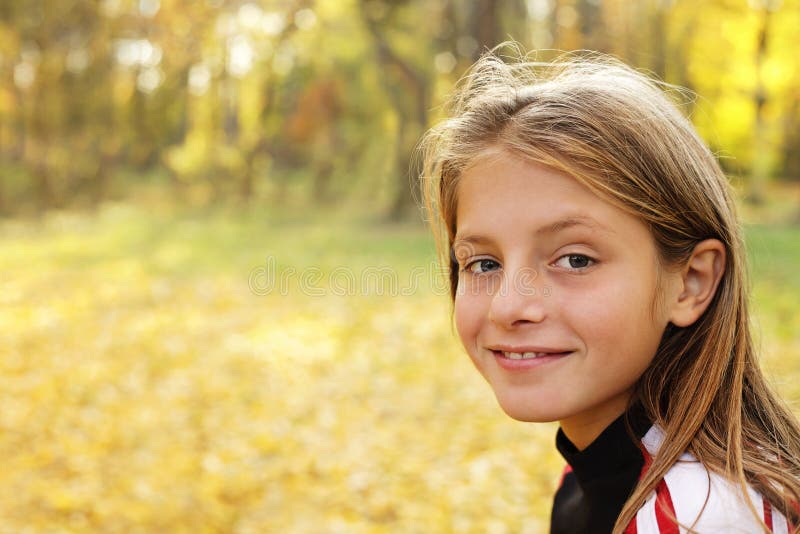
454, 150, 647, 242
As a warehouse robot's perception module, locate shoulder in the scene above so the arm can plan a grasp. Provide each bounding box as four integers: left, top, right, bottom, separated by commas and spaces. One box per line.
628, 425, 791, 534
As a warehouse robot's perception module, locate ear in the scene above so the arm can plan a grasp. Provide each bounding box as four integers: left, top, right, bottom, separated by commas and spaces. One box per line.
668, 239, 727, 328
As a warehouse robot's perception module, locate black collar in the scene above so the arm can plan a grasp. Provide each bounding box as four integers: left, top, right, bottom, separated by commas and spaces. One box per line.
556, 401, 652, 486
550, 402, 653, 534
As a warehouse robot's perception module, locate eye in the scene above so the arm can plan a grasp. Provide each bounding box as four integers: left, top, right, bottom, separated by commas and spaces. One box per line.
554, 253, 596, 270
464, 258, 501, 274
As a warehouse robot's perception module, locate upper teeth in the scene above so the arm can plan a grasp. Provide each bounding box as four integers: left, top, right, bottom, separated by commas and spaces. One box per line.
504, 351, 547, 360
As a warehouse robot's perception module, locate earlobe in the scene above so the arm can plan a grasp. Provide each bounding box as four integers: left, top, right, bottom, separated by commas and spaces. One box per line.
668, 239, 727, 327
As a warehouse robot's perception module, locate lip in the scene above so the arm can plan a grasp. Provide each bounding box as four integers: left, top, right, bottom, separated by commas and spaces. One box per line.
488, 345, 573, 354
488, 347, 573, 371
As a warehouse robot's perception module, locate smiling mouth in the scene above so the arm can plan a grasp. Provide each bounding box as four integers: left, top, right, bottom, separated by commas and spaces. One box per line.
492, 350, 573, 360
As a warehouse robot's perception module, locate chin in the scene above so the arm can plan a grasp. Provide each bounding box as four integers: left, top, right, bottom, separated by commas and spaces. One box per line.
495, 396, 562, 423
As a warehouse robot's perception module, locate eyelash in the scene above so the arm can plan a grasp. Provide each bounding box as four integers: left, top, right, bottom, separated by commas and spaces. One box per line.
461, 258, 501, 275
553, 253, 597, 271
462, 254, 597, 274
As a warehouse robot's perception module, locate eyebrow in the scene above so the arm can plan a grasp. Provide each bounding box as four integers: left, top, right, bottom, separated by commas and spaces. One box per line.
540, 215, 612, 236
453, 215, 612, 249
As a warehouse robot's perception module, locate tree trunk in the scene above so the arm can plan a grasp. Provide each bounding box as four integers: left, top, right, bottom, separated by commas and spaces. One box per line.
748, 6, 772, 204
30, 81, 55, 211
781, 95, 800, 182
313, 160, 334, 203
577, 0, 605, 52
650, 1, 667, 79
470, 0, 500, 59
360, 2, 429, 221
33, 148, 55, 210
0, 170, 5, 215
550, 0, 561, 49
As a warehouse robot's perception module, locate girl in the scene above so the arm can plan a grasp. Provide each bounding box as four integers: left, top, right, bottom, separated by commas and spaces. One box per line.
418, 48, 800, 533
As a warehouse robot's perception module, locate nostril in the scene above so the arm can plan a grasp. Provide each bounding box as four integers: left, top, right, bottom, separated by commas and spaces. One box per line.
488, 296, 547, 327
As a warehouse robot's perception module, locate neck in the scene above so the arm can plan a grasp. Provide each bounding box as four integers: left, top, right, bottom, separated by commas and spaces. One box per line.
559, 391, 633, 450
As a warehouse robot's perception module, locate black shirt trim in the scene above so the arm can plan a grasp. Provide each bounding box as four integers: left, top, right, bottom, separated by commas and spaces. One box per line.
550, 403, 652, 534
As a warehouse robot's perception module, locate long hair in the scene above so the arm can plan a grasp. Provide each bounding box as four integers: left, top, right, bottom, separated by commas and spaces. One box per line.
418, 46, 800, 533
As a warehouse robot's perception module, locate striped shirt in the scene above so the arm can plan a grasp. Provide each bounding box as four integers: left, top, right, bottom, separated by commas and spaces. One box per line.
551, 406, 790, 533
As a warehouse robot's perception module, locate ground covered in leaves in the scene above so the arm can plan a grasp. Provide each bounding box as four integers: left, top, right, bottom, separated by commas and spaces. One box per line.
1, 202, 797, 533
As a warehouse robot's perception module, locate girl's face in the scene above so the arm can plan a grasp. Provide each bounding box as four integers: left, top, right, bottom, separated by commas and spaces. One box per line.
453, 149, 677, 447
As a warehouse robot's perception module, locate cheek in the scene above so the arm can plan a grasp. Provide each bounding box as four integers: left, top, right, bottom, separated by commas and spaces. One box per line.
454, 291, 486, 352
572, 274, 665, 362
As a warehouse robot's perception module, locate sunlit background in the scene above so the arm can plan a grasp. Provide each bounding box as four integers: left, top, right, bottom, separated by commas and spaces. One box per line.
1, 0, 799, 532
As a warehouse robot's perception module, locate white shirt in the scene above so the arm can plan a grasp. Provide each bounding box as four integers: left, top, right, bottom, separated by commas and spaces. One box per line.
628, 425, 790, 534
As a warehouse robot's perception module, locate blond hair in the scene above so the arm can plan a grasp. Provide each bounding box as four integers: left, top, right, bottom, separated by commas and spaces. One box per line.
418, 47, 800, 533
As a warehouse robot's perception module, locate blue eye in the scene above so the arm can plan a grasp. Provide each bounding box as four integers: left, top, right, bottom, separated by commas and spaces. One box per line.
465, 258, 501, 274
554, 254, 595, 270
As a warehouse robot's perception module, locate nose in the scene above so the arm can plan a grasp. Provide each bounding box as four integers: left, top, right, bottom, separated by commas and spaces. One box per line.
487, 267, 547, 328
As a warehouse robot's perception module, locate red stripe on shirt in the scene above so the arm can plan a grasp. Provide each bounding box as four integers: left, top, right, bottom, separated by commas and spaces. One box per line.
624, 445, 650, 533
623, 445, 652, 533
763, 497, 773, 531
558, 464, 573, 488
654, 480, 679, 534
624, 514, 638, 534
626, 444, 680, 534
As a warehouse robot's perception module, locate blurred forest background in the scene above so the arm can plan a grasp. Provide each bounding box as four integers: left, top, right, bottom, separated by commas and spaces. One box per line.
1, 0, 800, 532
2, 0, 800, 216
